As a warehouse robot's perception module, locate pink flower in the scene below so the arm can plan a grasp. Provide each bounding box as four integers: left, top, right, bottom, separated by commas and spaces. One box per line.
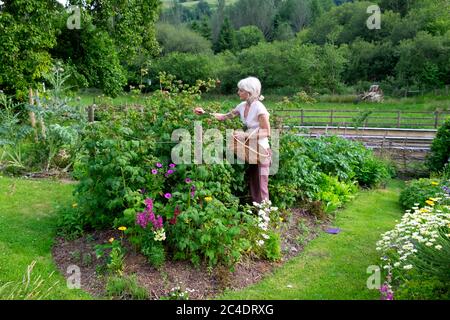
152, 169, 158, 175
164, 193, 172, 199
167, 169, 174, 175
156, 163, 163, 168
185, 178, 192, 184
169, 163, 176, 168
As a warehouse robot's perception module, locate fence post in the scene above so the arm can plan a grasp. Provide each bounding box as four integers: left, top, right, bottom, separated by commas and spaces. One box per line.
28, 88, 38, 142
88, 104, 96, 123
397, 111, 401, 128
330, 110, 334, 126
35, 89, 46, 140
301, 109, 304, 126
434, 111, 440, 129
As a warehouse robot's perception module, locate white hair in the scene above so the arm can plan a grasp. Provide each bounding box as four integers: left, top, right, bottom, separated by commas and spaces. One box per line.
238, 77, 264, 101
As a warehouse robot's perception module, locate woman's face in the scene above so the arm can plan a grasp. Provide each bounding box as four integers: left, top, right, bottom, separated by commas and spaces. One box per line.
237, 88, 250, 101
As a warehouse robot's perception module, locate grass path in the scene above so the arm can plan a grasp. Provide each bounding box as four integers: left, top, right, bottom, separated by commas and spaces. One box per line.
218, 180, 405, 300
0, 176, 90, 299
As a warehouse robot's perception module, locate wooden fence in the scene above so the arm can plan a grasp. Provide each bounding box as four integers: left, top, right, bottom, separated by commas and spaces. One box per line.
273, 109, 450, 129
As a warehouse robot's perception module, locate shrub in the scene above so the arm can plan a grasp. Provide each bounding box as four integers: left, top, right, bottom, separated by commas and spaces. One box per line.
399, 178, 443, 209
167, 199, 248, 268
426, 119, 450, 173
354, 156, 392, 188
152, 53, 216, 87
235, 26, 265, 50
156, 23, 213, 55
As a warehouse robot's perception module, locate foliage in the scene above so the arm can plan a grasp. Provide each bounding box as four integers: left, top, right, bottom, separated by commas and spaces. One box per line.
0, 0, 59, 99
399, 178, 443, 209
56, 203, 86, 240
235, 26, 266, 50
167, 199, 249, 268
152, 53, 216, 87
214, 17, 237, 53
353, 156, 392, 188
426, 119, 450, 173
316, 174, 357, 213
95, 237, 125, 276
156, 23, 213, 55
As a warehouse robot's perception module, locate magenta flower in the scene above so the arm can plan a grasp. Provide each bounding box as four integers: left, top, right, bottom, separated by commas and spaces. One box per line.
156, 163, 163, 168
185, 178, 192, 184
169, 163, 176, 168
136, 198, 164, 231
164, 193, 172, 199
167, 169, 174, 175
152, 169, 158, 175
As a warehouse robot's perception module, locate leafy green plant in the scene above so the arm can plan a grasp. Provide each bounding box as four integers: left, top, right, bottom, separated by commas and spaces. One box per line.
399, 178, 443, 209
56, 203, 87, 240
95, 239, 125, 276
426, 118, 450, 173
264, 231, 281, 261
141, 238, 166, 269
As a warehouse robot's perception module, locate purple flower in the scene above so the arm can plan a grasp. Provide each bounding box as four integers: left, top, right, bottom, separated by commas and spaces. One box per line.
144, 198, 153, 211
156, 163, 163, 168
164, 193, 172, 199
443, 186, 450, 195
185, 178, 192, 184
169, 163, 176, 168
136, 198, 164, 231
139, 188, 147, 195
167, 169, 174, 175
152, 169, 158, 175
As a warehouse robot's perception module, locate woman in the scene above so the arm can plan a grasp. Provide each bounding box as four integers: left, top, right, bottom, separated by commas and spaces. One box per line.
194, 77, 271, 203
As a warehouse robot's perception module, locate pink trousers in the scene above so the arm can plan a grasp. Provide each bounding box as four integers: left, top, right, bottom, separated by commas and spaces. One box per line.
247, 149, 271, 204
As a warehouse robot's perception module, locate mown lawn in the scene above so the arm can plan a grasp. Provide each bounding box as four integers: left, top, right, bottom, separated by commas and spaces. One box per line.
218, 180, 405, 300
0, 176, 90, 299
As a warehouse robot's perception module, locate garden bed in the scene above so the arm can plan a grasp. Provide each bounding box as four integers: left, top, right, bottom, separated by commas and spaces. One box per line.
52, 208, 330, 300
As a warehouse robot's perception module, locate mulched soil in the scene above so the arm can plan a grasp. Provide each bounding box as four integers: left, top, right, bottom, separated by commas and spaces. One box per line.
52, 208, 333, 300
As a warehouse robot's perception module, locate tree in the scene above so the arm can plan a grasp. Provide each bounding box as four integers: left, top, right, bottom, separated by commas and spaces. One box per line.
395, 31, 450, 89
214, 17, 237, 53
278, 0, 311, 33
157, 23, 212, 55
273, 22, 295, 41
0, 0, 59, 99
194, 0, 212, 19
229, 0, 277, 39
377, 0, 418, 17
191, 16, 212, 41
236, 26, 265, 50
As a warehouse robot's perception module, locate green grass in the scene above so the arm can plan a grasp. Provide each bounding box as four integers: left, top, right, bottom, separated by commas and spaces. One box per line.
0, 176, 90, 299
217, 180, 405, 300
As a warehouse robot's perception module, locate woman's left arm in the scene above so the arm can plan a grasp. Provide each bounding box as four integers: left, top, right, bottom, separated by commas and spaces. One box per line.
257, 114, 271, 139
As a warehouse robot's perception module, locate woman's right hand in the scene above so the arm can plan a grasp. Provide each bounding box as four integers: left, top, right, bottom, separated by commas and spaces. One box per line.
212, 113, 226, 121
194, 107, 206, 115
